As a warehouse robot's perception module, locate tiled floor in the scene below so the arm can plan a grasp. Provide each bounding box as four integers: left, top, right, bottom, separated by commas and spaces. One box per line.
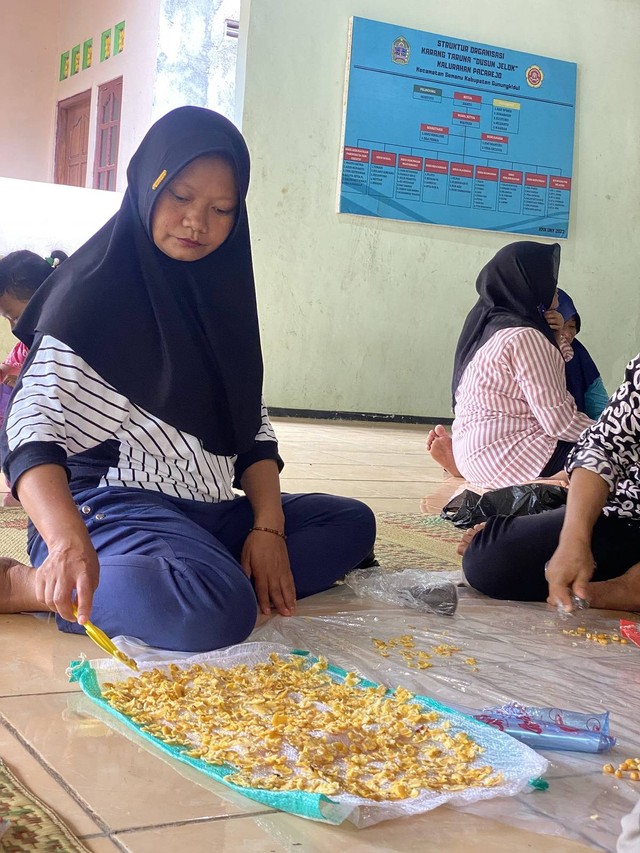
0, 420, 597, 852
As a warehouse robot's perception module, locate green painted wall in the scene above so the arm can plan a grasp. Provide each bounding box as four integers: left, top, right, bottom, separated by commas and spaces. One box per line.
242, 0, 640, 418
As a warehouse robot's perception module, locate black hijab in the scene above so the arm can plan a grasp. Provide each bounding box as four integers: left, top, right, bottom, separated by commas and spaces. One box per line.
16, 107, 263, 456
451, 241, 561, 409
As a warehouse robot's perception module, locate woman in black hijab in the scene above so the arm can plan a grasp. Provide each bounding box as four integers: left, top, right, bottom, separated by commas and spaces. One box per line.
0, 107, 375, 652
427, 241, 593, 489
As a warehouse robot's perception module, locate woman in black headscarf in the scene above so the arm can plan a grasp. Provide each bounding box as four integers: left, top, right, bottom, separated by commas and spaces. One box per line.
427, 241, 593, 489
0, 107, 375, 652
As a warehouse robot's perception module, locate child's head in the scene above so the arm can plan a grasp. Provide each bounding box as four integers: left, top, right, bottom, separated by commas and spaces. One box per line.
556, 289, 581, 345
0, 250, 67, 328
561, 315, 578, 344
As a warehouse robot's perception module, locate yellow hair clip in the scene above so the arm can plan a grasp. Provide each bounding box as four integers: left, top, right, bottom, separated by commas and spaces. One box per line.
151, 169, 167, 190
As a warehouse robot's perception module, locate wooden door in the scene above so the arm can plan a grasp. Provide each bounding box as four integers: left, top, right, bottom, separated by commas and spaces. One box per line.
93, 77, 123, 190
55, 90, 91, 187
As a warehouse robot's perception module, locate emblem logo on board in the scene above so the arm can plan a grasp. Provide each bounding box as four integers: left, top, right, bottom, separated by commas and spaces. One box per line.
525, 65, 544, 88
392, 37, 410, 64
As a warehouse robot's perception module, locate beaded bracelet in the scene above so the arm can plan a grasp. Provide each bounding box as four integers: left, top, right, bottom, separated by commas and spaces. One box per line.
249, 525, 287, 540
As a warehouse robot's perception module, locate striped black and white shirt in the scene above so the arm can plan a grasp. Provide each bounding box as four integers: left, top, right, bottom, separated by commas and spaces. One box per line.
1, 335, 281, 502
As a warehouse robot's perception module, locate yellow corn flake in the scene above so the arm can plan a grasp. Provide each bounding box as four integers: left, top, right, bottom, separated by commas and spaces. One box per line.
432, 644, 461, 657
562, 626, 626, 645
370, 635, 472, 669
102, 652, 500, 801
605, 758, 640, 781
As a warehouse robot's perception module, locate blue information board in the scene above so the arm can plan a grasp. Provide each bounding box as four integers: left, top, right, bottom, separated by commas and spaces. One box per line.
339, 18, 577, 238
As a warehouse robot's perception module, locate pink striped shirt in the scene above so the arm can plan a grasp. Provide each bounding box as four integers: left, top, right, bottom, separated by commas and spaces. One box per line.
452, 327, 593, 489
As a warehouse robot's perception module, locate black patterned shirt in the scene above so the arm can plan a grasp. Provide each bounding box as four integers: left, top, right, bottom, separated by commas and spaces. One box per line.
567, 354, 640, 518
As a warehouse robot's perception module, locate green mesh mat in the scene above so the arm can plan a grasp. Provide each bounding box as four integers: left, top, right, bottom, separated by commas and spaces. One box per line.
68, 644, 546, 827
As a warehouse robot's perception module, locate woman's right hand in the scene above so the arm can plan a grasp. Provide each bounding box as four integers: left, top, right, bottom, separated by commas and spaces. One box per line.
34, 535, 100, 624
544, 309, 564, 331
545, 537, 595, 611
16, 465, 101, 625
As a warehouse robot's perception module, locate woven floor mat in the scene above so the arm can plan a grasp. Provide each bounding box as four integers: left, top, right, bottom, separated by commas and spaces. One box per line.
0, 506, 461, 572
0, 759, 90, 852
0, 508, 29, 565
375, 512, 460, 570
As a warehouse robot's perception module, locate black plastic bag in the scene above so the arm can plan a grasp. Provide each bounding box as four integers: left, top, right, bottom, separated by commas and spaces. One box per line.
440, 483, 567, 529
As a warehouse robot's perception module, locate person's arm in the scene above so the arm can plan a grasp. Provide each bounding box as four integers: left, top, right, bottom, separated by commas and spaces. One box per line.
2, 336, 129, 621
510, 329, 593, 440
16, 464, 98, 624
239, 458, 294, 617
233, 399, 284, 487
547, 353, 640, 608
545, 467, 609, 609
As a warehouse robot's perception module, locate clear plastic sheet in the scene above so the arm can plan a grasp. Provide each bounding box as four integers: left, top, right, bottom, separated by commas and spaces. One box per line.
251, 585, 640, 851
69, 641, 546, 828
343, 567, 459, 616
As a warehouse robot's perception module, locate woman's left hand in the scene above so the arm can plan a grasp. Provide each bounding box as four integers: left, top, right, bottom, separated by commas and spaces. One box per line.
241, 530, 296, 617
544, 309, 564, 331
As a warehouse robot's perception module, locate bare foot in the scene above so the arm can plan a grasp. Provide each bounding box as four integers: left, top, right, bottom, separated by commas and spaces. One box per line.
0, 558, 43, 613
456, 523, 487, 557
2, 493, 21, 507
426, 424, 463, 478
586, 563, 640, 612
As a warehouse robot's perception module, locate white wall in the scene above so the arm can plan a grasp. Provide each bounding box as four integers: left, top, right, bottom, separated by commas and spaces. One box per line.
242, 0, 640, 417
51, 0, 162, 192
0, 178, 122, 258
1, 0, 59, 182
0, 177, 122, 354
1, 1, 161, 192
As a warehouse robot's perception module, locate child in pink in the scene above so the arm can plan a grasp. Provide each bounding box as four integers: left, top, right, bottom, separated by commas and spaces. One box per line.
0, 250, 67, 425
0, 250, 67, 504
0, 341, 29, 390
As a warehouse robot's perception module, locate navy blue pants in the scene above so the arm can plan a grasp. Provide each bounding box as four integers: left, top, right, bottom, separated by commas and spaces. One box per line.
463, 507, 640, 601
29, 488, 376, 652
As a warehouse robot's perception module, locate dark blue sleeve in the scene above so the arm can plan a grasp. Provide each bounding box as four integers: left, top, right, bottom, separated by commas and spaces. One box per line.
233, 440, 284, 489
2, 441, 70, 498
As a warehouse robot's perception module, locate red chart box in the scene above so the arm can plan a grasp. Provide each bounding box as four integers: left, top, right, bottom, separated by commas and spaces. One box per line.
343, 146, 370, 163
371, 151, 397, 166
549, 176, 571, 190
481, 133, 508, 144
475, 166, 499, 181
421, 124, 449, 135
451, 162, 474, 178
425, 159, 449, 174
454, 92, 481, 103
525, 173, 548, 187
398, 155, 423, 171
500, 169, 523, 184
453, 112, 480, 123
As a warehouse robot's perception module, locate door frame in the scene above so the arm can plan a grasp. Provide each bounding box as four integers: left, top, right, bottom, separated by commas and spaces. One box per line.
54, 89, 91, 186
